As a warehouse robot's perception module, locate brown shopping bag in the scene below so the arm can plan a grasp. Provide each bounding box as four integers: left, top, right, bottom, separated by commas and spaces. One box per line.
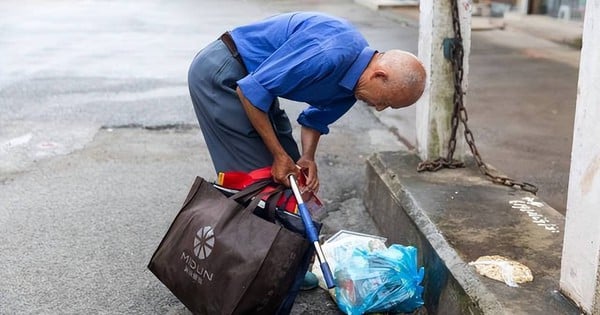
148, 177, 310, 315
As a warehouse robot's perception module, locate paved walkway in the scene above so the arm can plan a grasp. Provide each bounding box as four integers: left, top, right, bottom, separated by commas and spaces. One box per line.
370, 2, 581, 215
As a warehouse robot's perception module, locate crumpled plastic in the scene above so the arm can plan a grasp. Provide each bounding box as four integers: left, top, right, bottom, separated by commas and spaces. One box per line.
333, 244, 425, 315
468, 255, 533, 287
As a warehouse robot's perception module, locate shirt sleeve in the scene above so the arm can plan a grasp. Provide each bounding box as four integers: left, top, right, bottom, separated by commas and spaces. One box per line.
236, 35, 336, 112
297, 97, 355, 134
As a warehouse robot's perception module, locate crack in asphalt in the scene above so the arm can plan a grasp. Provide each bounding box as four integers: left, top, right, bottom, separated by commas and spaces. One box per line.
102, 123, 198, 131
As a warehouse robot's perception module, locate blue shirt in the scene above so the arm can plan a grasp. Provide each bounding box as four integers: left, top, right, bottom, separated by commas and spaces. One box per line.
231, 12, 376, 134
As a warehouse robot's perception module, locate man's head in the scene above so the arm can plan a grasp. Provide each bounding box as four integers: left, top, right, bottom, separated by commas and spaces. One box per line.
354, 50, 426, 111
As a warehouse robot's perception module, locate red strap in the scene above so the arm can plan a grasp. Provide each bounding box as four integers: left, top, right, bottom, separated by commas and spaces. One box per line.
219, 166, 322, 214
218, 166, 272, 190
248, 167, 272, 181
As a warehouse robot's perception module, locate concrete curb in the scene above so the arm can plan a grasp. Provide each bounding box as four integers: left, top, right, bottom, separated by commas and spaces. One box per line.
364, 151, 582, 314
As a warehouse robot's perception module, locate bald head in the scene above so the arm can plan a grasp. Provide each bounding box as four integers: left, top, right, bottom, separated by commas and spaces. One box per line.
378, 50, 426, 106
355, 50, 426, 111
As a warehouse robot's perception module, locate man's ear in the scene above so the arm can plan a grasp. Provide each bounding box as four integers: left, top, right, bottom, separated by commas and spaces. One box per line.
372, 69, 388, 81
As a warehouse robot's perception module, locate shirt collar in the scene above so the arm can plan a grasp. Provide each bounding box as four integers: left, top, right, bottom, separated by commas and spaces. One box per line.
339, 47, 377, 91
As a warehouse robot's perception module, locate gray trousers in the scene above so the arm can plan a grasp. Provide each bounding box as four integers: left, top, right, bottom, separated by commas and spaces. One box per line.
188, 39, 308, 315
188, 39, 300, 174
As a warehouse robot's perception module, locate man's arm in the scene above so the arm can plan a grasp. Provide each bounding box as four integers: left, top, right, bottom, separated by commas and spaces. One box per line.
236, 86, 299, 186
297, 126, 321, 192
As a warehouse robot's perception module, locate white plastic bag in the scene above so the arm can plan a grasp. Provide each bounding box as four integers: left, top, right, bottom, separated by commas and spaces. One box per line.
311, 230, 387, 291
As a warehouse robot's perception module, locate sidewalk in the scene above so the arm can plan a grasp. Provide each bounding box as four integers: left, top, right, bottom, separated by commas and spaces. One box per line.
503, 12, 583, 48
375, 3, 584, 47
365, 0, 581, 214
371, 2, 583, 71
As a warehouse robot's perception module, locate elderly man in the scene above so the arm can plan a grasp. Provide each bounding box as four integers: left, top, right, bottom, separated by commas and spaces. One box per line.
188, 11, 426, 314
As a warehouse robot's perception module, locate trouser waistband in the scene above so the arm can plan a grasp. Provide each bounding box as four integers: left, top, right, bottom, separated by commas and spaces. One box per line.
220, 32, 247, 73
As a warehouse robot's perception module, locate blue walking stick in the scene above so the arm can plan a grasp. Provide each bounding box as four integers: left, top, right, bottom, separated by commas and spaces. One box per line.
288, 174, 336, 289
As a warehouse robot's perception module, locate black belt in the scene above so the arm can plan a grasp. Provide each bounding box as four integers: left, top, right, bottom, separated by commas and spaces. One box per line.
220, 32, 247, 72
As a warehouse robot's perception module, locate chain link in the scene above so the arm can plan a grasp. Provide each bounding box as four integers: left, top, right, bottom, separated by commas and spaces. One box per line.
416, 0, 538, 194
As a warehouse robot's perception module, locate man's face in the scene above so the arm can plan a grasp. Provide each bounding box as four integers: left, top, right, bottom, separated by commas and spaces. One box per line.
357, 82, 413, 111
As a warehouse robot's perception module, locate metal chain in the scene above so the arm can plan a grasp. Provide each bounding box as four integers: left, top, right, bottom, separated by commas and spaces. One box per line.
417, 0, 538, 194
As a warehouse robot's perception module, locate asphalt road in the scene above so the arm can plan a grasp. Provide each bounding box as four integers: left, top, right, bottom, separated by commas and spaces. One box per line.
0, 0, 416, 314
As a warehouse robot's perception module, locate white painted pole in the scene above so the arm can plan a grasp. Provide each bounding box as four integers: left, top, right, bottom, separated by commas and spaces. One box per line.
416, 0, 471, 161
516, 0, 529, 15
560, 1, 600, 314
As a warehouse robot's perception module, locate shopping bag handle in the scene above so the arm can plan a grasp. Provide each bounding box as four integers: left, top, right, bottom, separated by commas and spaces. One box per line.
181, 177, 282, 215
182, 177, 207, 208
242, 184, 286, 216
228, 179, 273, 203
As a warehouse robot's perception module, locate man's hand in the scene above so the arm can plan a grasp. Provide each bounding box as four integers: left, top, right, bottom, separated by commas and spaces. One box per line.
296, 157, 319, 192
272, 154, 300, 187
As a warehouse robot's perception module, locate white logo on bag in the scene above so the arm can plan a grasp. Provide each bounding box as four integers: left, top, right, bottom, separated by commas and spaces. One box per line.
194, 226, 215, 260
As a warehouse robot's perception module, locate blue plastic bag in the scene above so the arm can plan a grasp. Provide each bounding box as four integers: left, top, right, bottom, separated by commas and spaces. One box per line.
334, 244, 425, 315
